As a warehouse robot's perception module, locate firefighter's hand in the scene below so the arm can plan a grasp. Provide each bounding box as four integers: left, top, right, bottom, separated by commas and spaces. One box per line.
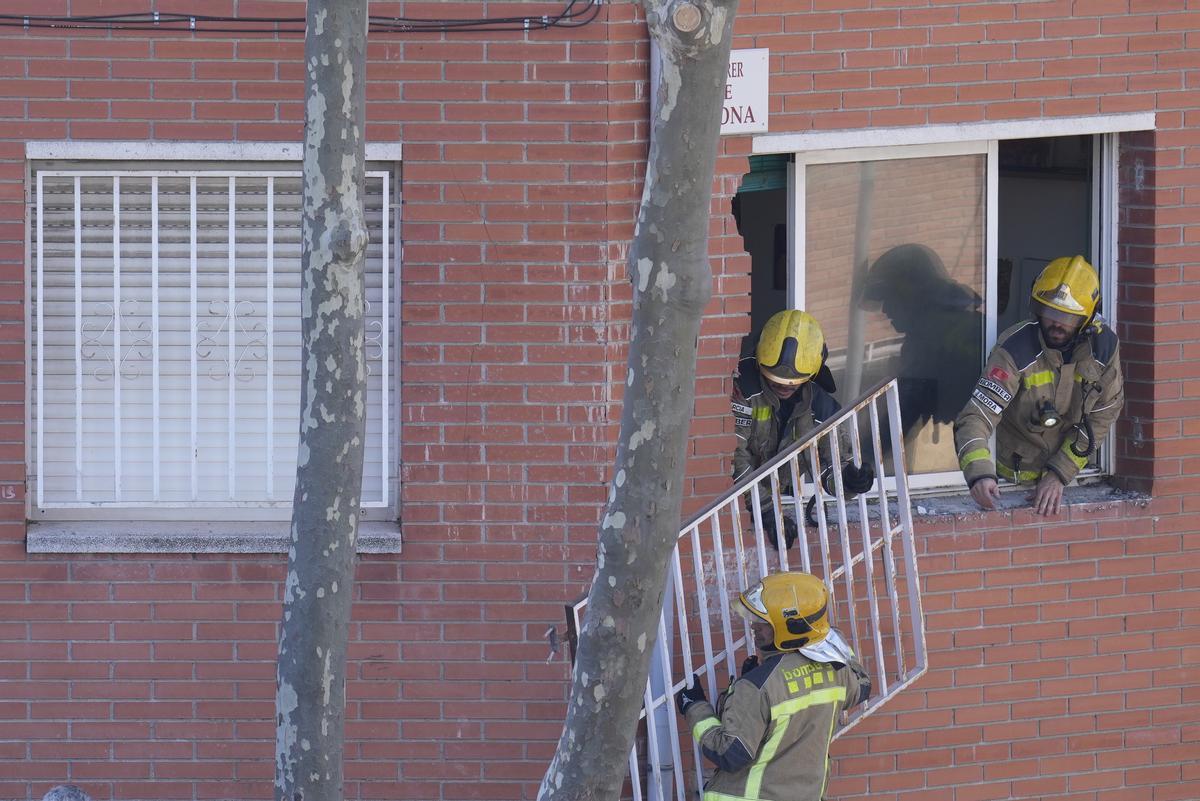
969, 477, 1001, 510
1030, 472, 1064, 516
740, 655, 759, 677
675, 681, 707, 716
841, 462, 875, 495
762, 513, 798, 551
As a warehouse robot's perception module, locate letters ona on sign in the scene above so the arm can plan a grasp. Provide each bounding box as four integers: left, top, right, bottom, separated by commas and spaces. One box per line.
721, 48, 769, 136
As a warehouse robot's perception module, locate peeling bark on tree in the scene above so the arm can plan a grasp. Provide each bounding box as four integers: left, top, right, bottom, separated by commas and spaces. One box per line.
539, 2, 739, 799
274, 3, 369, 801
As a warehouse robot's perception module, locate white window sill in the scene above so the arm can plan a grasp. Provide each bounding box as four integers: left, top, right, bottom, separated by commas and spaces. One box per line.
909, 481, 1146, 517
26, 520, 402, 554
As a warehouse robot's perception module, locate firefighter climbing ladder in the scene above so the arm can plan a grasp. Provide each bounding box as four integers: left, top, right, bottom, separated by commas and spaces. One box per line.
570, 378, 927, 801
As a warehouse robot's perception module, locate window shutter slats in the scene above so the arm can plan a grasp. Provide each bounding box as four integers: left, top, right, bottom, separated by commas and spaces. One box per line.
31, 166, 395, 516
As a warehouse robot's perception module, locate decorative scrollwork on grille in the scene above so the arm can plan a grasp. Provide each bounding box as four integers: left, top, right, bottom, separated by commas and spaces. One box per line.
364, 297, 384, 377
80, 300, 151, 381
196, 300, 265, 382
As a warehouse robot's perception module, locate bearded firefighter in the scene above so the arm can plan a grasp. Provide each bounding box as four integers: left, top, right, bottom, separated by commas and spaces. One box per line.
954, 255, 1124, 515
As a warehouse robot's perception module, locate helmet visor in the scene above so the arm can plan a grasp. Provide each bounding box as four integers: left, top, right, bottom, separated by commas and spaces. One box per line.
1033, 300, 1087, 330
737, 582, 768, 620
760, 366, 812, 388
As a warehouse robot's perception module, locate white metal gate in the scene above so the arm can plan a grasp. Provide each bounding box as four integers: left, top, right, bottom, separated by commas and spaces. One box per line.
569, 378, 926, 801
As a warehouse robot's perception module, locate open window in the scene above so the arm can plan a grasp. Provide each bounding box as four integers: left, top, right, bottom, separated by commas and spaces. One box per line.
738, 116, 1148, 492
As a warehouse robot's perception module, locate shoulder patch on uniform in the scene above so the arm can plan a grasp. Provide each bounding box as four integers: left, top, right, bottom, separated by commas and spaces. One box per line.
1000, 321, 1043, 371
1091, 324, 1118, 367
975, 377, 1012, 404
988, 366, 1010, 383
972, 388, 1003, 415
732, 401, 752, 417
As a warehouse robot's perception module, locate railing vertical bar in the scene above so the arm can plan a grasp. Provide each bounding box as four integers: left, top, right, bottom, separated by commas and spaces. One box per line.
849, 412, 889, 694
380, 173, 390, 506
641, 676, 665, 801
151, 176, 161, 502
708, 514, 738, 680
265, 177, 275, 500
35, 174, 45, 508
886, 384, 927, 670
748, 482, 769, 579
226, 177, 237, 500
727, 496, 755, 653
72, 177, 82, 502
806, 446, 833, 595
825, 422, 863, 656
112, 177, 122, 502
627, 747, 643, 801
688, 525, 719, 696
789, 455, 811, 573
869, 396, 907, 678
670, 549, 695, 682
653, 601, 687, 801
767, 471, 788, 566
189, 177, 198, 502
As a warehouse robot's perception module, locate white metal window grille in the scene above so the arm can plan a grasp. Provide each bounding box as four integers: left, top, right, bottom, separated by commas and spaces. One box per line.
569, 379, 926, 801
30, 166, 396, 519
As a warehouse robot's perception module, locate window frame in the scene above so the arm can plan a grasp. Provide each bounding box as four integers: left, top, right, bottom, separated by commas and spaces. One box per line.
23, 142, 402, 523
755, 114, 1155, 492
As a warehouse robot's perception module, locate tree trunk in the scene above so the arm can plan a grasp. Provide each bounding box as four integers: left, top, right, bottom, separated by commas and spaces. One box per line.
274, 3, 369, 801
539, 2, 739, 798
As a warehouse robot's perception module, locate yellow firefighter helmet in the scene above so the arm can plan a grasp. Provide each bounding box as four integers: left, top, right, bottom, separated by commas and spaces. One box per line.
756, 310, 826, 386
738, 572, 830, 652
1030, 255, 1100, 330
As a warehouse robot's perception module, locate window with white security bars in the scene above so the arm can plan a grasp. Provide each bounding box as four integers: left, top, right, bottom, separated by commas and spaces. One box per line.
29, 163, 397, 520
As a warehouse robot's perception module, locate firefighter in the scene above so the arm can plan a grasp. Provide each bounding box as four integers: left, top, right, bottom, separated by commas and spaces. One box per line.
954, 255, 1124, 515
675, 572, 871, 801
732, 310, 875, 549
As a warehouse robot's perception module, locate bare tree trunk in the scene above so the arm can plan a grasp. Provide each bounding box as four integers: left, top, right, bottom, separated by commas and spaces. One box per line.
539, 2, 738, 798
274, 3, 369, 801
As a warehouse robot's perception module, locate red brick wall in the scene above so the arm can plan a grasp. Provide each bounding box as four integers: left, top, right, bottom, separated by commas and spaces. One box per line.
0, 1, 1198, 800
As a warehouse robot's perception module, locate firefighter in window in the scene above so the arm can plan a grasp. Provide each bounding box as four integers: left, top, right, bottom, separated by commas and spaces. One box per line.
732, 310, 875, 549
675, 572, 871, 801
954, 256, 1124, 515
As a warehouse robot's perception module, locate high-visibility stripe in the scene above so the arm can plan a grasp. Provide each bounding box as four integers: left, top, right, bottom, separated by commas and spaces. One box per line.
1023, 370, 1055, 388
997, 462, 1040, 482
739, 687, 846, 799
692, 716, 720, 741
959, 448, 991, 471
753, 406, 771, 421
1061, 440, 1089, 468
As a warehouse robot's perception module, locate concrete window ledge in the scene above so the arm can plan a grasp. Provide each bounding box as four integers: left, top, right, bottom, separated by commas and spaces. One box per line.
909, 482, 1148, 518
26, 520, 402, 554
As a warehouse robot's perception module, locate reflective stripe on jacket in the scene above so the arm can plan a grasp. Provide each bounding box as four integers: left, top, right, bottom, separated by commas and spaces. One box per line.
683, 651, 868, 801
953, 319, 1124, 487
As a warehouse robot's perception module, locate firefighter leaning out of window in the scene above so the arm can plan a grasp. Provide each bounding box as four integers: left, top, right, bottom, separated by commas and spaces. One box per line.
675, 571, 871, 801
954, 256, 1124, 516
732, 310, 875, 549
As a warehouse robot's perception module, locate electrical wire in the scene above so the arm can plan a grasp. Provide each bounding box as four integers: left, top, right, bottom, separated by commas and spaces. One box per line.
0, 0, 603, 35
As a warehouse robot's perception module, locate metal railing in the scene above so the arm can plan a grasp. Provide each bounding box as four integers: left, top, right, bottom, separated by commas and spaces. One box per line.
569, 378, 926, 801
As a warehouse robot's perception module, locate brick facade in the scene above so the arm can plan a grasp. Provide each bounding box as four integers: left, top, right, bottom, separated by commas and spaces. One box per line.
1, 2, 1198, 800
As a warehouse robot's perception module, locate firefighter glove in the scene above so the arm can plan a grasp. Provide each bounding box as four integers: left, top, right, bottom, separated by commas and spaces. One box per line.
675, 680, 707, 716
740, 654, 759, 677
762, 512, 798, 551
841, 462, 875, 495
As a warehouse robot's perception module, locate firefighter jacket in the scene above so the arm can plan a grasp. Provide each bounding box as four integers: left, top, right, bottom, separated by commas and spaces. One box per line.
683, 650, 870, 801
731, 357, 847, 488
953, 319, 1124, 487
